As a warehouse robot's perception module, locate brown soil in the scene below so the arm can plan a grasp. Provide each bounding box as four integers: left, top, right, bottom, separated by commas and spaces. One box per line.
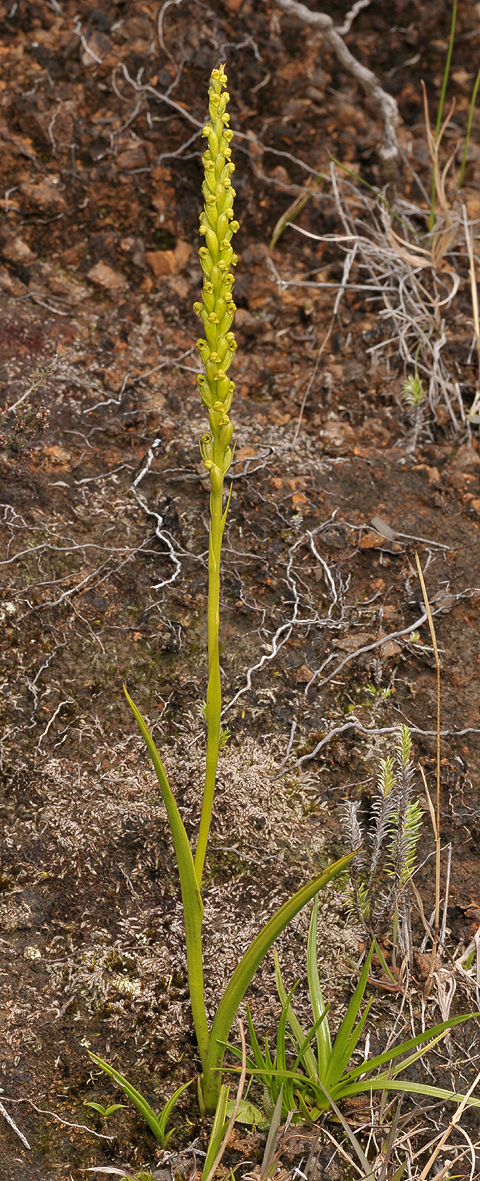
1, 0, 480, 1177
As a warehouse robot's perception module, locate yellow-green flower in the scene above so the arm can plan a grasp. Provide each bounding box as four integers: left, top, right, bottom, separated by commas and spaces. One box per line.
193, 65, 238, 488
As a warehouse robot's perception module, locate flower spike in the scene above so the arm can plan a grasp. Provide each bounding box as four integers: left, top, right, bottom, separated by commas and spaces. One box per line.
194, 65, 237, 483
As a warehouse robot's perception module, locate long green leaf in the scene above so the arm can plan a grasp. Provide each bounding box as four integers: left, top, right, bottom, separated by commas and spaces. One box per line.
340, 1012, 477, 1085
429, 0, 458, 228
315, 1076, 371, 1173
157, 1079, 193, 1141
202, 851, 354, 1110
247, 1003, 267, 1072
275, 949, 318, 1080
260, 1085, 284, 1176
291, 1009, 330, 1076
458, 65, 480, 188
124, 688, 209, 1068
276, 982, 298, 1116
307, 895, 332, 1078
336, 1077, 480, 1108
324, 946, 374, 1086
88, 1053, 164, 1142
276, 981, 299, 1076
223, 1059, 480, 1118
340, 997, 373, 1078
202, 1084, 230, 1181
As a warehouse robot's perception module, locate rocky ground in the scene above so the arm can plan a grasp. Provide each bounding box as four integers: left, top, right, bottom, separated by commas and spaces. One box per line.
2, 0, 480, 1177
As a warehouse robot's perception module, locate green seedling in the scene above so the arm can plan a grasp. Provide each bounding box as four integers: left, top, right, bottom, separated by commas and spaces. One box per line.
84, 1100, 126, 1117
219, 725, 231, 750
365, 684, 393, 701
402, 374, 425, 410
90, 65, 353, 1125
87, 1056, 192, 1148
225, 895, 480, 1124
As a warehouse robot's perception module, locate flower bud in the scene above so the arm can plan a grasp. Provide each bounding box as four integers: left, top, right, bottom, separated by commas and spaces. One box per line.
205, 229, 219, 259
197, 376, 213, 407
222, 446, 233, 474
216, 376, 231, 402
217, 214, 229, 241
219, 420, 234, 446
209, 464, 224, 495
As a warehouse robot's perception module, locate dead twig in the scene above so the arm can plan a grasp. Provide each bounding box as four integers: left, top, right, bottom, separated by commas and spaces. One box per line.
274, 0, 399, 175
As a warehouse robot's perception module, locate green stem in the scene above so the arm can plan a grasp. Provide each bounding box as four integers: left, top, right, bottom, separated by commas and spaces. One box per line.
429, 0, 457, 230
458, 64, 480, 189
195, 479, 224, 887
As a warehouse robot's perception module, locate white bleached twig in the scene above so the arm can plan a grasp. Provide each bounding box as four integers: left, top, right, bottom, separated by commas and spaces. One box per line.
274, 0, 399, 171
0, 1100, 30, 1150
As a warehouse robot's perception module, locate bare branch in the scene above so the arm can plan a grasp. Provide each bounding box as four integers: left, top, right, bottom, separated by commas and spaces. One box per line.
274, 0, 399, 176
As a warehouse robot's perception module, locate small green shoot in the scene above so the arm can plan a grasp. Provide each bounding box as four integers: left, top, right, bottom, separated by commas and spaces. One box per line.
402, 344, 426, 411
87, 1055, 192, 1148
365, 684, 393, 701
219, 725, 231, 750
402, 373, 425, 410
84, 1100, 126, 1117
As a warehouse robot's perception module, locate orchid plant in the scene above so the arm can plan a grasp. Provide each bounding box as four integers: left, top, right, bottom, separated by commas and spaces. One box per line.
89, 65, 352, 1120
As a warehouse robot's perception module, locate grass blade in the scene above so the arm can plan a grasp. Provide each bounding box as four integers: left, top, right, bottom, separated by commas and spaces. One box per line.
458, 66, 480, 188
429, 0, 458, 228
246, 1003, 268, 1072
291, 1010, 331, 1076
260, 1085, 283, 1177
315, 1077, 371, 1174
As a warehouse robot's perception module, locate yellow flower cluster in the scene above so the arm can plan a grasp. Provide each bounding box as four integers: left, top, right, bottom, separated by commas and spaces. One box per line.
193, 65, 238, 492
